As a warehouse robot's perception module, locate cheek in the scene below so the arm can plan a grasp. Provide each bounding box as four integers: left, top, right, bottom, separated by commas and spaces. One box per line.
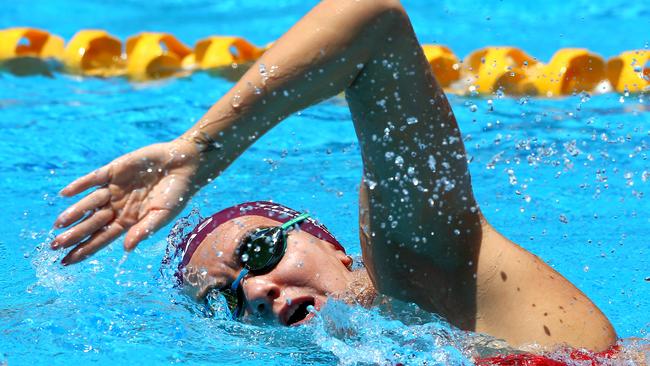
282, 244, 342, 285
278, 244, 325, 283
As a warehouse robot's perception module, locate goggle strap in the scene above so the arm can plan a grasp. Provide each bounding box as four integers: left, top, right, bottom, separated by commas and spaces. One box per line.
231, 267, 249, 292
280, 213, 310, 231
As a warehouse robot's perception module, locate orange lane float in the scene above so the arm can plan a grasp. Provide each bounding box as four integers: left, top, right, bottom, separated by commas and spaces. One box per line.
527, 48, 606, 97
193, 36, 264, 80
421, 45, 460, 88
0, 27, 644, 96
0, 27, 64, 76
606, 50, 649, 93
125, 32, 193, 80
463, 47, 538, 95
63, 30, 124, 77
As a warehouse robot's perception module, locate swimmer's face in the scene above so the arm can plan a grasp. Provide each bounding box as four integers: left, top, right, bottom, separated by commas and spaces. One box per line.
183, 215, 354, 325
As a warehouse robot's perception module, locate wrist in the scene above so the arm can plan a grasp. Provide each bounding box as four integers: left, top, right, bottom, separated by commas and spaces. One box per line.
178, 130, 223, 154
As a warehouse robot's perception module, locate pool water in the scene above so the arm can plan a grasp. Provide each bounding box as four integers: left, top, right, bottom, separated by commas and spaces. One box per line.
1, 0, 649, 365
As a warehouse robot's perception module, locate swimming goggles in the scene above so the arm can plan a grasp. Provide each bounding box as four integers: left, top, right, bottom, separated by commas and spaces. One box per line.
205, 213, 311, 319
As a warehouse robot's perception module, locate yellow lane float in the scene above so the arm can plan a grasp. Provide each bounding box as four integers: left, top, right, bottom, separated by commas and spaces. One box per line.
463, 47, 538, 95
1, 26, 644, 97
0, 27, 64, 76
421, 45, 460, 88
193, 36, 264, 79
606, 50, 649, 93
527, 48, 605, 97
63, 30, 124, 77
125, 32, 193, 80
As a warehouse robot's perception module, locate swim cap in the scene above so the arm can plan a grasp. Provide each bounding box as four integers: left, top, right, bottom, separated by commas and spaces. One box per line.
175, 201, 345, 284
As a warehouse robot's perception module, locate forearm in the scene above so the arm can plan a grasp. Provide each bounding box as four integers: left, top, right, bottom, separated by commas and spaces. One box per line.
180, 0, 404, 164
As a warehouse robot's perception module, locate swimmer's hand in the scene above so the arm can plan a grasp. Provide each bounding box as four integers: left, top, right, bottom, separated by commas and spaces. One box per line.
52, 139, 214, 265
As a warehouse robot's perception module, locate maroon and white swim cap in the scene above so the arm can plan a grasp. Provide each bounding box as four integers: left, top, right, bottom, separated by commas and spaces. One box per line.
176, 201, 345, 282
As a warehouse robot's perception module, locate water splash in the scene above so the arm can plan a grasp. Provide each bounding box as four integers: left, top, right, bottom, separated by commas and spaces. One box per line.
158, 207, 204, 285
29, 230, 69, 292
308, 300, 476, 365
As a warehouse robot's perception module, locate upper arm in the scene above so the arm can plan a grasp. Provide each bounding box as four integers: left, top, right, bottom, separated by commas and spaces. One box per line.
348, 7, 483, 313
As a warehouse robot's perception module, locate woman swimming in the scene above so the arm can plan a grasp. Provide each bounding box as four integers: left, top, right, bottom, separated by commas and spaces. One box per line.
52, 0, 616, 352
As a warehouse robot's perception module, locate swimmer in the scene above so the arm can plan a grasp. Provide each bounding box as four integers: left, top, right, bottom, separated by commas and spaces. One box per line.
52, 0, 617, 353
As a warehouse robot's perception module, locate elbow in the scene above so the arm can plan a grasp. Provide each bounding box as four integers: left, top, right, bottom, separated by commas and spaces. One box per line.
328, 0, 408, 25
368, 0, 408, 21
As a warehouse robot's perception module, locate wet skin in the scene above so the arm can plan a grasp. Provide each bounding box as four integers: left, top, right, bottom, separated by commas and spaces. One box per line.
184, 215, 354, 325
54, 0, 616, 351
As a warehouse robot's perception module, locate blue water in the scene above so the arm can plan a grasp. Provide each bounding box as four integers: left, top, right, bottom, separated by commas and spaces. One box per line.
1, 0, 649, 365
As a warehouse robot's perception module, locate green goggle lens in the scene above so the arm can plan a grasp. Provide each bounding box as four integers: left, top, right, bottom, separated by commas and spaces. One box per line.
239, 227, 285, 273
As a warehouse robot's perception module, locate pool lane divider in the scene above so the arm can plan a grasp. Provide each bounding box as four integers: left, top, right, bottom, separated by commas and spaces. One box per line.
0, 27, 64, 76
64, 30, 124, 77
422, 45, 460, 88
606, 50, 650, 94
125, 33, 194, 80
0, 27, 648, 96
193, 36, 266, 80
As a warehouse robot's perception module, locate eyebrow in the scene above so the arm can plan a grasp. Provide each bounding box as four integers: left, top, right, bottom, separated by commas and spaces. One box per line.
232, 226, 271, 264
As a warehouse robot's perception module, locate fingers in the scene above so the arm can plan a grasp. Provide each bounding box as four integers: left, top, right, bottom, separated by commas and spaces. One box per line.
61, 222, 125, 266
124, 209, 171, 251
60, 165, 110, 197
51, 208, 114, 249
54, 188, 111, 228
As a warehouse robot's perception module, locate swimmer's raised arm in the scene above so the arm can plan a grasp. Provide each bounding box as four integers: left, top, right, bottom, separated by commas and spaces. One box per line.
53, 0, 411, 264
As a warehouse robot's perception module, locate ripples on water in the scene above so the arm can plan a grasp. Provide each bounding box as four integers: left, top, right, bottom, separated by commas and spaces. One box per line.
0, 51, 648, 366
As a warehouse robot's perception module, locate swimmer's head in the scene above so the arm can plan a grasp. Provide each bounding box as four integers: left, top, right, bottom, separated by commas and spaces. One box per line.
176, 201, 354, 325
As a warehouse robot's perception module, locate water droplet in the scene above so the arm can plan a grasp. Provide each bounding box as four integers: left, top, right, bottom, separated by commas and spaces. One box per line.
427, 155, 437, 172
407, 166, 415, 176
507, 169, 517, 185
394, 155, 404, 168
231, 91, 241, 108
259, 63, 269, 85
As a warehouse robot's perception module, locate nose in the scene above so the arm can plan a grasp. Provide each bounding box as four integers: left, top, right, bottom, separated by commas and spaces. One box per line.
242, 276, 281, 318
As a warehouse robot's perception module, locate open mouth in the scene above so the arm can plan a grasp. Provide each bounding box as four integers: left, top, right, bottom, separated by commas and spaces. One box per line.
285, 298, 316, 326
